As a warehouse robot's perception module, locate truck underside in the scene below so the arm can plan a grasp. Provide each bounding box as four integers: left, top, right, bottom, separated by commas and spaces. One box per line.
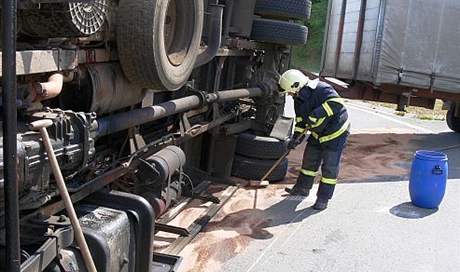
0, 0, 312, 271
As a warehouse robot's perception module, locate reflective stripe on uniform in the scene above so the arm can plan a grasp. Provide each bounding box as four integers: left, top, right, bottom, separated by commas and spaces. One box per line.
326, 97, 345, 106
296, 116, 303, 123
300, 169, 318, 177
295, 126, 306, 133
308, 116, 317, 123
321, 97, 345, 118
321, 177, 337, 185
310, 117, 326, 128
311, 131, 319, 139
322, 102, 334, 117
318, 119, 350, 143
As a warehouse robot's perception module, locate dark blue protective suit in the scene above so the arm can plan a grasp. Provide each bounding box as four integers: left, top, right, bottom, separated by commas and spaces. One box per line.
293, 81, 350, 200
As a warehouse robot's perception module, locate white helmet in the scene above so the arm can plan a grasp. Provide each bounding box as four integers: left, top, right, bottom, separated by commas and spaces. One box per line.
278, 69, 310, 94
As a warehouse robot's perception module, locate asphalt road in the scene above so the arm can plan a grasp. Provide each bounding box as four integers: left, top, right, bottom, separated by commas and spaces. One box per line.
178, 100, 460, 272
345, 101, 460, 179
285, 98, 460, 178
220, 181, 460, 272
345, 101, 450, 134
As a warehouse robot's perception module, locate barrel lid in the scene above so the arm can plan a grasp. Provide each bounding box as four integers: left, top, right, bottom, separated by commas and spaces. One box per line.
415, 150, 448, 161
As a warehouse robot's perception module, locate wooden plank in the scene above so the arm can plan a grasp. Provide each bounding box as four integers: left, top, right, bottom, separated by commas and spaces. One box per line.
164, 185, 239, 255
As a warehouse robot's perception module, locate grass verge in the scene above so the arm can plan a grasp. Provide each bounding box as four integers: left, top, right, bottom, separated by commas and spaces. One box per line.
368, 100, 447, 121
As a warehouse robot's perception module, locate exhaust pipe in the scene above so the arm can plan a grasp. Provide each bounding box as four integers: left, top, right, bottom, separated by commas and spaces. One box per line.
195, 4, 224, 68
30, 73, 64, 102
222, 0, 234, 38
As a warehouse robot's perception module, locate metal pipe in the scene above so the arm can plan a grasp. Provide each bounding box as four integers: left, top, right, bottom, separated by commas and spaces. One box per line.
96, 87, 263, 137
2, 0, 20, 270
223, 0, 234, 38
195, 4, 224, 67
30, 120, 97, 272
218, 87, 262, 102
97, 95, 203, 137
30, 73, 64, 102
206, 87, 262, 103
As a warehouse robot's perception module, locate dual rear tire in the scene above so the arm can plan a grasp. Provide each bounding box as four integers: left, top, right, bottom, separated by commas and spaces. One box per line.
235, 1, 312, 180
251, 18, 309, 46
255, 0, 311, 20
251, 0, 311, 46
231, 132, 289, 182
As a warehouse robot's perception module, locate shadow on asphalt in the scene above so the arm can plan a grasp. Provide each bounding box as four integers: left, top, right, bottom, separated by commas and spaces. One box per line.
205, 196, 320, 240
390, 202, 438, 219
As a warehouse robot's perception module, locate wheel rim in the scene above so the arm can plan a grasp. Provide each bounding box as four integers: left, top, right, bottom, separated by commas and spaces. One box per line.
164, 0, 194, 67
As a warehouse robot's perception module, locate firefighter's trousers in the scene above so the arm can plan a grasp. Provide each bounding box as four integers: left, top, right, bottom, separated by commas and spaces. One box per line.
296, 132, 349, 200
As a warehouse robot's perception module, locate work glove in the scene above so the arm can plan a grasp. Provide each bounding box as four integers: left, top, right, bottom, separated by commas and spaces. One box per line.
305, 115, 319, 128
288, 132, 306, 150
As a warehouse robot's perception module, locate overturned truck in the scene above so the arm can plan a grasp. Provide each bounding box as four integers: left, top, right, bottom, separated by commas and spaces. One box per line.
0, 0, 311, 271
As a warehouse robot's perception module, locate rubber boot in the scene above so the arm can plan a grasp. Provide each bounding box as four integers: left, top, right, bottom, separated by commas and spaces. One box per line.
314, 182, 335, 210
285, 186, 310, 197
313, 198, 328, 210
285, 175, 314, 197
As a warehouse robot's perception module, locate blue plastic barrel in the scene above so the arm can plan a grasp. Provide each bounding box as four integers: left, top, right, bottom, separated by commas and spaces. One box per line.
409, 150, 448, 209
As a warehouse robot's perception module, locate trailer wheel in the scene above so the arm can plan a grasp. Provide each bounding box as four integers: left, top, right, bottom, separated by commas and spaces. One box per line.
117, 0, 204, 91
255, 0, 312, 21
447, 104, 460, 133
235, 132, 288, 159
232, 155, 288, 182
251, 18, 308, 45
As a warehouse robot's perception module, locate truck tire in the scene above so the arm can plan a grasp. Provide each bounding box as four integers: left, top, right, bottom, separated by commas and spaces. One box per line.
232, 155, 288, 182
117, 0, 204, 91
255, 0, 312, 21
236, 132, 287, 159
447, 104, 460, 133
251, 18, 308, 45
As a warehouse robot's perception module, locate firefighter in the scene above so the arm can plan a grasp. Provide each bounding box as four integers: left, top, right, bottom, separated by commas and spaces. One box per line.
279, 69, 350, 210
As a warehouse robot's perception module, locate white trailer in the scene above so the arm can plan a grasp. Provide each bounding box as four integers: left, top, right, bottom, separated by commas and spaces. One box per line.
319, 0, 460, 132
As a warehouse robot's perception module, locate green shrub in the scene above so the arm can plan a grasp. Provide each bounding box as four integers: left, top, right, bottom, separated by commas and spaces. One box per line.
291, 0, 328, 72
